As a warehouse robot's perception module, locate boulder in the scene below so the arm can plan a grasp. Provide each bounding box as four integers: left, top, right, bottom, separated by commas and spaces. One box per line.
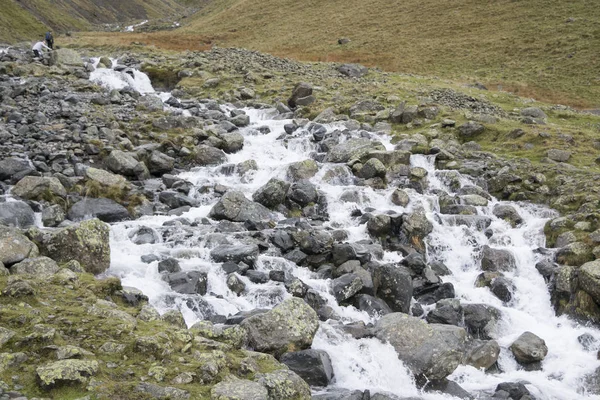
37, 219, 110, 274
253, 178, 290, 208
579, 261, 600, 303
195, 144, 228, 166
287, 180, 319, 207
68, 198, 130, 223
0, 201, 36, 228
136, 382, 190, 399
159, 191, 196, 209
12, 176, 66, 201
211, 244, 260, 265
257, 368, 312, 399
547, 149, 571, 162
36, 359, 98, 389
521, 107, 547, 119
481, 245, 516, 272
288, 82, 313, 108
164, 271, 208, 295
105, 150, 140, 177
338, 63, 368, 78
458, 121, 484, 138
354, 294, 392, 317
509, 331, 548, 364
390, 188, 410, 207
241, 297, 319, 357
492, 204, 523, 227
325, 138, 386, 163
332, 273, 364, 302
147, 151, 175, 175
462, 304, 499, 340
42, 205, 66, 227
426, 299, 463, 326
0, 158, 34, 182
287, 160, 319, 181
85, 167, 129, 189
0, 226, 39, 265
360, 158, 386, 179
280, 349, 334, 387
209, 191, 274, 223
464, 339, 500, 370
10, 256, 59, 276
210, 379, 268, 400
372, 264, 413, 313
374, 313, 467, 380
48, 48, 83, 66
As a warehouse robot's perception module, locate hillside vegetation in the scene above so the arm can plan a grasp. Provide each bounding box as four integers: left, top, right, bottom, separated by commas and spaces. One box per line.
180, 0, 600, 108
0, 0, 185, 42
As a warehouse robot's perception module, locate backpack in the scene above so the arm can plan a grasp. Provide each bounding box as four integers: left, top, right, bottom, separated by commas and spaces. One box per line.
45, 32, 52, 41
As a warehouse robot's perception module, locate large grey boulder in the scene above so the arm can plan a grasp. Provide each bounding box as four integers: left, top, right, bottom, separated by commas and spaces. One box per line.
325, 138, 386, 163
280, 349, 334, 387
0, 201, 36, 228
374, 313, 467, 380
579, 261, 600, 303
105, 150, 141, 177
210, 379, 268, 400
209, 191, 274, 223
464, 339, 500, 370
216, 131, 245, 153
287, 160, 319, 181
252, 178, 290, 208
0, 226, 39, 265
136, 382, 190, 399
147, 151, 175, 175
67, 198, 130, 223
401, 211, 433, 247
163, 271, 208, 295
338, 63, 368, 78
85, 167, 129, 189
332, 273, 364, 302
372, 264, 413, 313
288, 82, 313, 108
37, 218, 110, 275
0, 158, 34, 182
521, 107, 547, 119
458, 121, 484, 138
509, 331, 548, 364
195, 144, 228, 166
36, 359, 98, 389
10, 256, 59, 276
12, 176, 67, 201
241, 297, 319, 357
211, 244, 260, 265
492, 204, 523, 227
257, 369, 312, 399
287, 180, 319, 207
480, 246, 516, 272
48, 48, 83, 67
547, 149, 571, 162
462, 304, 500, 340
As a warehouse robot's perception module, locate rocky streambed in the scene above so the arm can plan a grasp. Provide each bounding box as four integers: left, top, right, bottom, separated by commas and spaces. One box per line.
1, 45, 600, 400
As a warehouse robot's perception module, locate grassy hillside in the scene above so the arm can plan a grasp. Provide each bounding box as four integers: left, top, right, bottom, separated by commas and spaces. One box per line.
180, 0, 600, 108
0, 0, 186, 42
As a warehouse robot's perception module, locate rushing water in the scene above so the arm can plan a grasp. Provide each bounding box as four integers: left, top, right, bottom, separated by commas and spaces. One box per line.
91, 68, 600, 399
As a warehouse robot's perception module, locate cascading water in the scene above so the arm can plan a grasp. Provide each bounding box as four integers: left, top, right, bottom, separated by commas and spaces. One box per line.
93, 69, 600, 399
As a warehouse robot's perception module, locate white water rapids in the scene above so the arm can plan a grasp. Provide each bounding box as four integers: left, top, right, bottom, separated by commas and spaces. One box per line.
91, 68, 600, 399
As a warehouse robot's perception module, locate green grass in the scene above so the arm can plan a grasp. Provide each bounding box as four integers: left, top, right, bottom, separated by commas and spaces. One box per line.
181, 0, 600, 108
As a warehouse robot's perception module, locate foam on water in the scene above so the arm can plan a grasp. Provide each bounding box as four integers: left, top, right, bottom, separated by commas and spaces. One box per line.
89, 57, 155, 94
105, 97, 600, 398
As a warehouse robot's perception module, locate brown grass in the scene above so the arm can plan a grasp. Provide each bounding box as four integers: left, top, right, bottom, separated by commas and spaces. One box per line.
62, 31, 212, 52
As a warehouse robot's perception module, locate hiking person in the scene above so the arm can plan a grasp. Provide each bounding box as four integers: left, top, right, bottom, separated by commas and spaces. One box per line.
45, 31, 54, 49
32, 40, 51, 58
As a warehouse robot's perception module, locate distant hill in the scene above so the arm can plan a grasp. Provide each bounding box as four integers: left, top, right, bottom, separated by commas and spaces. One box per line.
180, 0, 600, 107
0, 0, 185, 42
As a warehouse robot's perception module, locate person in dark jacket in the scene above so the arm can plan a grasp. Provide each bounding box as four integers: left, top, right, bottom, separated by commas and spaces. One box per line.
45, 31, 54, 49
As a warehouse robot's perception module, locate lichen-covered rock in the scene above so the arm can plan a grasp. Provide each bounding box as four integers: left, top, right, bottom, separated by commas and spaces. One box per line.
10, 256, 59, 276
36, 359, 99, 389
209, 191, 274, 223
0, 226, 39, 265
211, 379, 269, 400
253, 178, 290, 208
579, 261, 600, 304
12, 176, 67, 201
325, 138, 386, 163
374, 313, 467, 380
0, 327, 15, 348
492, 204, 523, 227
241, 297, 319, 357
136, 382, 190, 399
195, 144, 228, 166
84, 167, 129, 189
257, 369, 312, 399
287, 159, 319, 181
2, 279, 36, 297
464, 339, 500, 370
37, 219, 110, 275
